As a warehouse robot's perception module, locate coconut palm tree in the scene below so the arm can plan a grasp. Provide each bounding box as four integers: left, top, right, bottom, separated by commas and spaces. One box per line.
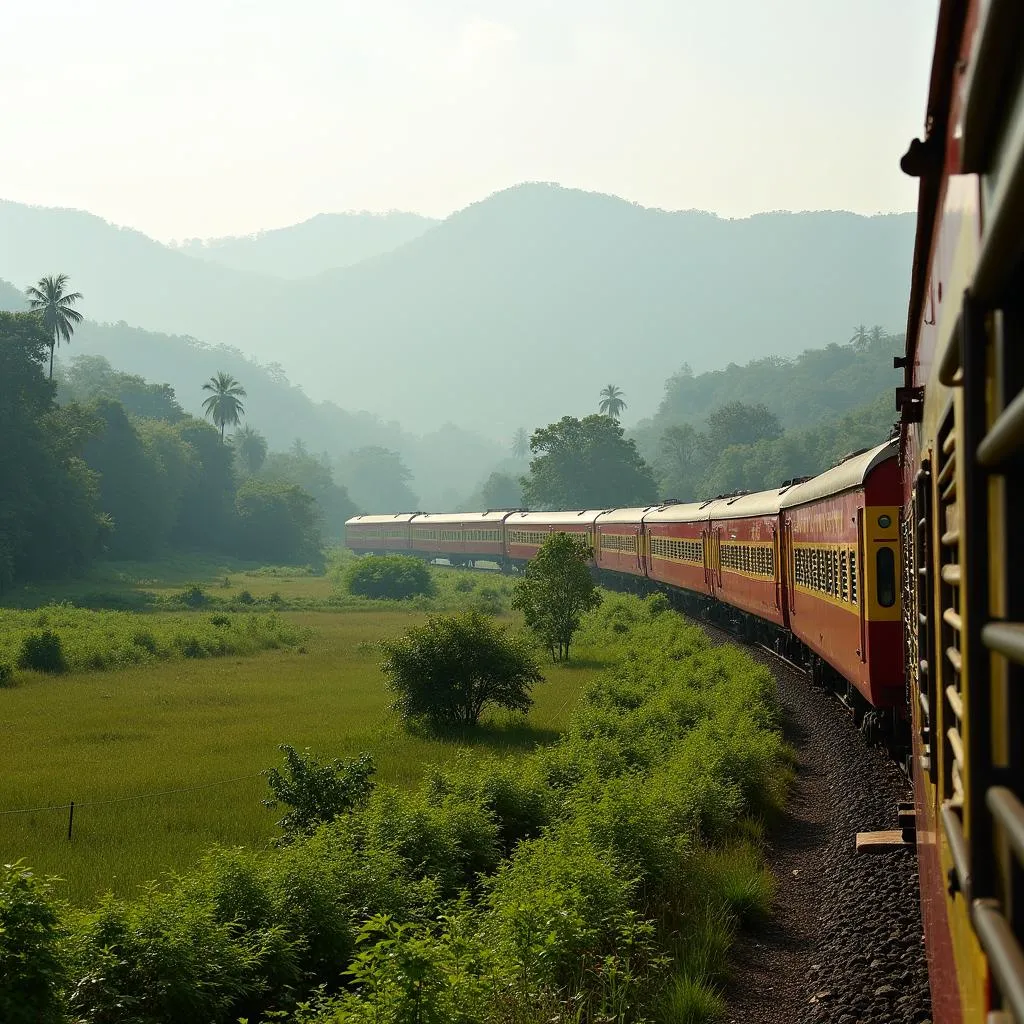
202, 372, 247, 440
233, 424, 267, 474
849, 324, 869, 350
511, 427, 530, 460
598, 385, 627, 420
25, 274, 84, 380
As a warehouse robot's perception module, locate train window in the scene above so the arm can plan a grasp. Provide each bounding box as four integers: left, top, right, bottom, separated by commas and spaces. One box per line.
876, 547, 896, 607
850, 551, 858, 604
840, 551, 848, 601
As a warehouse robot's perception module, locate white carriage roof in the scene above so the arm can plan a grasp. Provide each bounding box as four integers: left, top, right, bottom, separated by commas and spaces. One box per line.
410, 511, 514, 525
642, 501, 713, 525
345, 513, 419, 525
505, 509, 608, 526
595, 506, 660, 525
779, 439, 898, 509
700, 488, 789, 519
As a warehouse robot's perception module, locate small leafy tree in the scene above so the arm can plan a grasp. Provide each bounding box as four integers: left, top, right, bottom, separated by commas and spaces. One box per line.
381, 611, 543, 729
512, 533, 601, 661
0, 861, 66, 1024
345, 555, 435, 600
263, 744, 375, 842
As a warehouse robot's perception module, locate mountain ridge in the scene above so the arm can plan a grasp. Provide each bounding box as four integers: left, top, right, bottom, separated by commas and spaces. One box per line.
0, 184, 915, 434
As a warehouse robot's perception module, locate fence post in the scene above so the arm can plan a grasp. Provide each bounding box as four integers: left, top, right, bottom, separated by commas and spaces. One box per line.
67, 801, 74, 841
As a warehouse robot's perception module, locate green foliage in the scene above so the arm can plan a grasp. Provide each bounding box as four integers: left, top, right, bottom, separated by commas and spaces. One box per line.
345, 555, 435, 601
25, 272, 83, 380
340, 446, 418, 515
0, 862, 65, 1024
233, 424, 268, 474
259, 444, 357, 541
0, 311, 106, 590
201, 371, 247, 440
9, 594, 789, 1022
264, 745, 376, 842
521, 414, 658, 510
17, 630, 67, 674
480, 471, 522, 510
0, 606, 306, 675
512, 532, 601, 661
381, 611, 543, 729
57, 353, 184, 422
235, 478, 323, 567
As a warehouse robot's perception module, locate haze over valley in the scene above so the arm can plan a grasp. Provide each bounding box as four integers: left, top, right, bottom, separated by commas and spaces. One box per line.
0, 184, 914, 438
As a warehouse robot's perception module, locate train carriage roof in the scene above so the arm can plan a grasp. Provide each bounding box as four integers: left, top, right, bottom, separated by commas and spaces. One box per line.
345, 513, 419, 525
505, 510, 607, 527
641, 501, 711, 525
595, 507, 659, 525
408, 511, 516, 525
779, 439, 898, 509
702, 488, 788, 520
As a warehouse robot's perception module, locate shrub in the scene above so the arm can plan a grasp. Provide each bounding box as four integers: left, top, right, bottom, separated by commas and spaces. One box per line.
209, 614, 230, 627
0, 662, 13, 686
236, 589, 255, 605
344, 555, 435, 601
381, 611, 543, 729
179, 584, 208, 608
17, 631, 67, 674
263, 745, 376, 842
0, 862, 65, 1024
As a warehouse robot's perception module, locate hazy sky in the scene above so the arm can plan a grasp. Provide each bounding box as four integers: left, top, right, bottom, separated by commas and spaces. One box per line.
3, 0, 938, 242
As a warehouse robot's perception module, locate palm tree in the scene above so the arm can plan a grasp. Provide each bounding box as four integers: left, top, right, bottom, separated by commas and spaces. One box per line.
511, 427, 530, 460
26, 274, 84, 380
849, 325, 869, 351
233, 425, 267, 474
202, 372, 247, 440
598, 385, 627, 420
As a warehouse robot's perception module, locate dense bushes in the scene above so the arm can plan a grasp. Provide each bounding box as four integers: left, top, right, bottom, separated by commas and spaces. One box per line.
344, 555, 435, 600
6, 595, 790, 1022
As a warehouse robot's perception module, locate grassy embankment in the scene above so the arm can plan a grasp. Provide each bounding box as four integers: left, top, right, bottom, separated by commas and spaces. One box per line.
0, 555, 607, 904
4, 592, 793, 1024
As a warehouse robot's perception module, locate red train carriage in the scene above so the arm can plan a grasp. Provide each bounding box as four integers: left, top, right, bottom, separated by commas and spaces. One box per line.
705, 491, 788, 630
408, 511, 510, 566
643, 502, 713, 599
344, 513, 418, 554
780, 440, 903, 710
504, 510, 604, 566
594, 508, 651, 578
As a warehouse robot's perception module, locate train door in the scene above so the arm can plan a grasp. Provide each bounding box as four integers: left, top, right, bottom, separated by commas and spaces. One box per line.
857, 507, 867, 663
701, 528, 715, 595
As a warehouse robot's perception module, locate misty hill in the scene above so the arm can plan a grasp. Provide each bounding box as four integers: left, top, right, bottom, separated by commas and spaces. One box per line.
0, 199, 285, 351
0, 185, 915, 435
175, 212, 437, 278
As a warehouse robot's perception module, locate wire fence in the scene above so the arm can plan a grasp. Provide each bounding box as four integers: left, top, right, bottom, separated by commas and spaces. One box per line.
0, 772, 266, 839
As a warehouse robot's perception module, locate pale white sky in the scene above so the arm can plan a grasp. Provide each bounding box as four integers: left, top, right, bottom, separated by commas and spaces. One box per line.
1, 0, 938, 242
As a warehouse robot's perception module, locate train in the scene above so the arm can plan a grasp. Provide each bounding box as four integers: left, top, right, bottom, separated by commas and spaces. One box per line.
898, 0, 1024, 1021
347, 2, 1023, 1018
346, 435, 905, 737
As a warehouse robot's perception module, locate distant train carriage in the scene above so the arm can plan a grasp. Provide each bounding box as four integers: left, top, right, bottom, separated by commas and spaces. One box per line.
504, 510, 604, 565
643, 502, 713, 600
780, 440, 903, 710
344, 513, 418, 554
408, 511, 510, 566
594, 508, 652, 578
705, 490, 788, 632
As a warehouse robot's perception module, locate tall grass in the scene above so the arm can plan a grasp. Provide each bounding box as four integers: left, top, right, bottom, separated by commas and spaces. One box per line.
0, 606, 306, 678
0, 611, 608, 904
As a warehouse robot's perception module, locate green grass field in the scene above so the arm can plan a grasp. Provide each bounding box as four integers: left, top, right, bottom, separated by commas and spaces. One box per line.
0, 603, 610, 905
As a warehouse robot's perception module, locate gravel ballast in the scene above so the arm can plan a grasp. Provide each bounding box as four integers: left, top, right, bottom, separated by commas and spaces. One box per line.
723, 642, 933, 1024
